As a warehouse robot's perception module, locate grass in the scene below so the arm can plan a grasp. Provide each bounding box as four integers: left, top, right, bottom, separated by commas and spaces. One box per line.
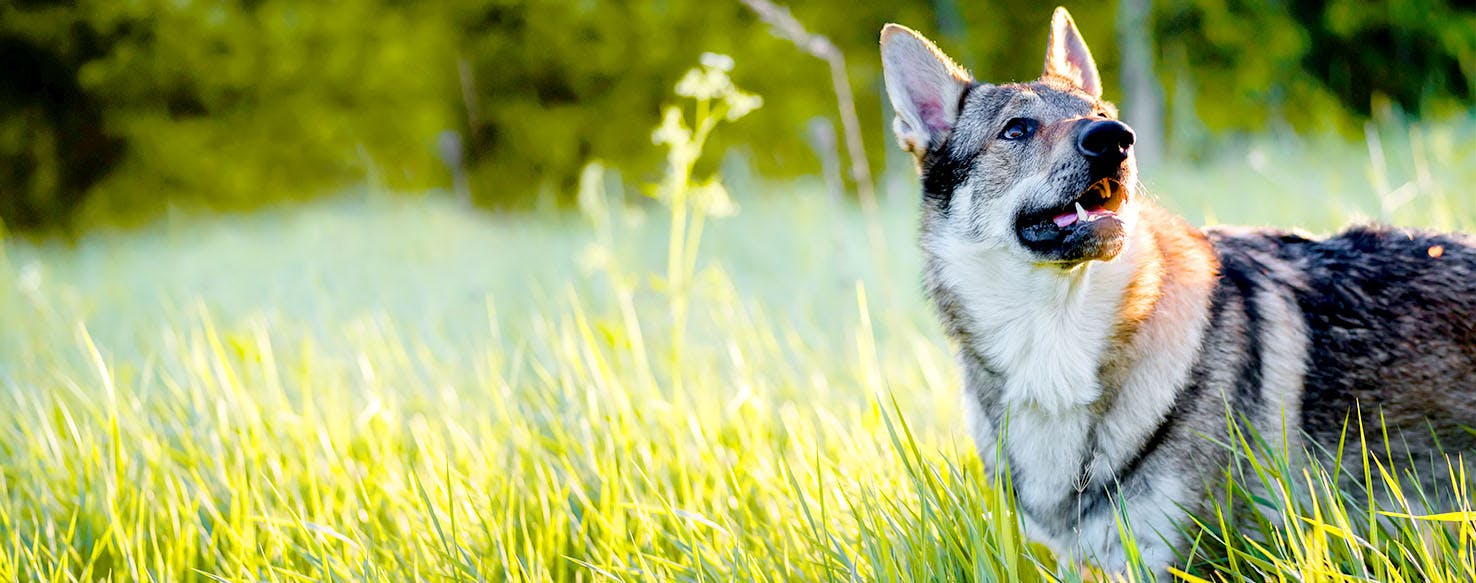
1, 88, 1474, 581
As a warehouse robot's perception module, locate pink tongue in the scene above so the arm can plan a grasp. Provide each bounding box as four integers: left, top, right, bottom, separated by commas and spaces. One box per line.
1052, 207, 1115, 228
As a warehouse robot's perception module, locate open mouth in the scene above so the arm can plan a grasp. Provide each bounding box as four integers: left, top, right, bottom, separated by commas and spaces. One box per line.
1015, 178, 1131, 263
1018, 177, 1128, 235
1046, 178, 1127, 228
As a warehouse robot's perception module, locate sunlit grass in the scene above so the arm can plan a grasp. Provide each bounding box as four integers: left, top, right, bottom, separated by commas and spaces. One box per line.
0, 103, 1473, 580
0, 192, 993, 581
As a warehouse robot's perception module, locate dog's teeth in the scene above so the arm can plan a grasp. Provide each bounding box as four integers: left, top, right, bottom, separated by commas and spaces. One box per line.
1075, 202, 1088, 222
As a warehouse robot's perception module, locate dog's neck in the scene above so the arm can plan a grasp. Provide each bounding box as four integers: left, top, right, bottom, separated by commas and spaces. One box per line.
926, 202, 1216, 416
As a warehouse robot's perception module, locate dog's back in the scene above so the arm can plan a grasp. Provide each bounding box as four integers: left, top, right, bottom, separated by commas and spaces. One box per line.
1209, 227, 1476, 478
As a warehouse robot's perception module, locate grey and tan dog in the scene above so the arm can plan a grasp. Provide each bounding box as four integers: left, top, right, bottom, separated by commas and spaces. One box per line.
880, 6, 1476, 576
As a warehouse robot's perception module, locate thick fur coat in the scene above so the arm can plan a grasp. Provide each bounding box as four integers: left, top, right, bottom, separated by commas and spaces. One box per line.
881, 7, 1476, 575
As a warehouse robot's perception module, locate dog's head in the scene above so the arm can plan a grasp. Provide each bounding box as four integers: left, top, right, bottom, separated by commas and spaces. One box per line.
882, 7, 1138, 267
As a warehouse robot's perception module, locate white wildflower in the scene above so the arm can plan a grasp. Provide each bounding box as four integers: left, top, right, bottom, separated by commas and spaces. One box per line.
699, 52, 735, 72
675, 67, 731, 100
725, 90, 763, 121
651, 107, 690, 146
690, 179, 737, 218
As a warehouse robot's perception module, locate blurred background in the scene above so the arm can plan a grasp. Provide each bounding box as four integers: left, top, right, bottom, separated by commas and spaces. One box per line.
2, 4, 1476, 580
1, 0, 1471, 234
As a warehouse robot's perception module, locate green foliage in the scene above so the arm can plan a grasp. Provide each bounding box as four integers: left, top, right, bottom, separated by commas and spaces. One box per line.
444, 0, 901, 207
0, 0, 457, 231
0, 0, 1471, 230
1157, 0, 1476, 136
71, 1, 457, 223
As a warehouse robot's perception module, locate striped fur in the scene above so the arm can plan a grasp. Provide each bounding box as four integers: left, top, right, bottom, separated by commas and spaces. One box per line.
883, 8, 1476, 576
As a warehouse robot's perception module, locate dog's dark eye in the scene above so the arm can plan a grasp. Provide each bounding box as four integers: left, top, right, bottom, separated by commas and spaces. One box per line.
998, 118, 1037, 141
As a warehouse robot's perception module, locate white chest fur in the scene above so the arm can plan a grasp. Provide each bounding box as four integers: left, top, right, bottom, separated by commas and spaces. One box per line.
932, 231, 1146, 515
934, 224, 1223, 568
932, 235, 1141, 414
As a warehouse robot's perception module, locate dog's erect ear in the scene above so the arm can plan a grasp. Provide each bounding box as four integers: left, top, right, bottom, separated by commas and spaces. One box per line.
881, 24, 972, 156
1042, 7, 1101, 98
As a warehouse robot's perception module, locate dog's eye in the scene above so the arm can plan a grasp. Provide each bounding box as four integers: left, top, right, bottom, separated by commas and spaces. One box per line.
998, 118, 1037, 141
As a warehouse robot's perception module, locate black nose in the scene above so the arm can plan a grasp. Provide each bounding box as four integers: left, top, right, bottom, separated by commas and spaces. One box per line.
1076, 120, 1135, 165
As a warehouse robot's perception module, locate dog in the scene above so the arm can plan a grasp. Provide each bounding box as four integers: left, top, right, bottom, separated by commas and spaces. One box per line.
880, 6, 1476, 577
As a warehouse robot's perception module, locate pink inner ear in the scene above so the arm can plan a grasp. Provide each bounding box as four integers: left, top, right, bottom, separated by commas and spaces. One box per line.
1064, 38, 1093, 78
1048, 26, 1099, 94
916, 99, 950, 133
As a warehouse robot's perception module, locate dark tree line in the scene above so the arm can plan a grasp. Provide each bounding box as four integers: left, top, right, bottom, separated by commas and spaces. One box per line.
1, 0, 1470, 232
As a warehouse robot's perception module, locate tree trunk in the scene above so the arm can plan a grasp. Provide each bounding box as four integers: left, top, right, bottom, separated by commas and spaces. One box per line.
1117, 0, 1164, 166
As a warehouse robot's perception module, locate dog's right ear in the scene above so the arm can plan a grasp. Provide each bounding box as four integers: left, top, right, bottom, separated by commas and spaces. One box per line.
1043, 7, 1101, 97
880, 24, 972, 157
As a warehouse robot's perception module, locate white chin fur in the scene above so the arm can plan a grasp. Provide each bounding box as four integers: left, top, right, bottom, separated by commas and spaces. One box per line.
932, 212, 1143, 413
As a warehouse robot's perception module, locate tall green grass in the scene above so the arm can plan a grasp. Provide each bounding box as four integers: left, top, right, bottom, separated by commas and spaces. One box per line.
0, 67, 1472, 580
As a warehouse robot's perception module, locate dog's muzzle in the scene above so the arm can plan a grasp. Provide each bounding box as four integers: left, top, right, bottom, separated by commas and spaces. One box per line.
1012, 121, 1137, 265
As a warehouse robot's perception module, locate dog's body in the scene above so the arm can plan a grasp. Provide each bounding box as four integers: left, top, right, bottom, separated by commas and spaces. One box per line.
882, 8, 1476, 574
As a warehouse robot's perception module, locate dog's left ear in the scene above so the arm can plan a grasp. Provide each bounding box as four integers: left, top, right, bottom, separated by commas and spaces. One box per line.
881, 24, 973, 157
1042, 7, 1101, 98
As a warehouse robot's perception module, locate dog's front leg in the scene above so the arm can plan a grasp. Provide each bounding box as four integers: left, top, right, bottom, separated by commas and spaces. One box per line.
1067, 487, 1187, 582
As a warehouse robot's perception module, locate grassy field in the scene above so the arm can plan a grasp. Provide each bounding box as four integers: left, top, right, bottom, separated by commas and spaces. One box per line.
1, 112, 1474, 582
